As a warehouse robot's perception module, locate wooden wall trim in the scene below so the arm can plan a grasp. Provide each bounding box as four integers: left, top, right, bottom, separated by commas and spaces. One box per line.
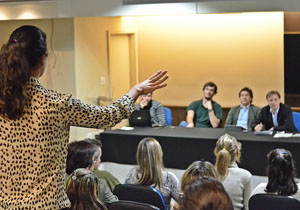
166, 105, 300, 127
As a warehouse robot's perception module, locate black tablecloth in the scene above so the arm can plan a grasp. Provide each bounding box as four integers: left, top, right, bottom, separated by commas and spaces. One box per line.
98, 127, 300, 176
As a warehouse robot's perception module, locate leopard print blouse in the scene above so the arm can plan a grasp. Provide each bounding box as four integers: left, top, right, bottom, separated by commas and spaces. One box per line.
0, 77, 134, 209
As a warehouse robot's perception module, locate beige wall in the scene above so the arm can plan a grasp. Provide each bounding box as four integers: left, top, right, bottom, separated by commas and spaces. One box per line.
121, 12, 284, 107
0, 12, 285, 139
73, 17, 126, 139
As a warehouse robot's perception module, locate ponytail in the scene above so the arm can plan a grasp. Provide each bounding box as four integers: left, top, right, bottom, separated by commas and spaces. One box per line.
0, 25, 47, 120
214, 134, 240, 180
215, 149, 231, 180
0, 41, 30, 120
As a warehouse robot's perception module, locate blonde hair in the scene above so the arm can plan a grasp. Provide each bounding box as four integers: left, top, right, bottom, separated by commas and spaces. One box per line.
136, 137, 164, 188
214, 134, 241, 180
66, 168, 107, 210
181, 161, 218, 192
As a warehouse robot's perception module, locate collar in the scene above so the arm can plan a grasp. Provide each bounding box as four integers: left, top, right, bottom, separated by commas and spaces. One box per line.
229, 162, 238, 168
269, 105, 280, 115
240, 104, 250, 110
200, 99, 214, 107
28, 77, 41, 87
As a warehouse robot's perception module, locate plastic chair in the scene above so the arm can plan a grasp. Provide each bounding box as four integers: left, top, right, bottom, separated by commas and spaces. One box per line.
293, 112, 300, 132
163, 107, 172, 126
249, 193, 300, 210
113, 184, 167, 210
109, 200, 160, 210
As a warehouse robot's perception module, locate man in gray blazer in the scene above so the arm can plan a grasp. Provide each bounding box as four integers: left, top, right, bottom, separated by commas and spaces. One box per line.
225, 87, 260, 130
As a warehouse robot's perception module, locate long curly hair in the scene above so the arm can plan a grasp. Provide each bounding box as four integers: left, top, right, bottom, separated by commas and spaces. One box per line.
265, 148, 298, 196
0, 25, 47, 120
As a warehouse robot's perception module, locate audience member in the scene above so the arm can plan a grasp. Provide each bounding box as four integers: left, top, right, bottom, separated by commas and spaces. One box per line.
175, 177, 233, 210
180, 160, 218, 192
185, 82, 222, 128
66, 141, 118, 206
66, 168, 107, 210
214, 134, 252, 210
225, 87, 260, 130
125, 137, 179, 210
0, 25, 167, 209
253, 90, 297, 132
83, 138, 120, 191
251, 148, 300, 200
135, 92, 166, 127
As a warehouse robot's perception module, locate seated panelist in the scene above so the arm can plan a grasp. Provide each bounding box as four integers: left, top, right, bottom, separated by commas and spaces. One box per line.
252, 90, 297, 132
186, 82, 222, 128
135, 92, 166, 127
225, 87, 260, 130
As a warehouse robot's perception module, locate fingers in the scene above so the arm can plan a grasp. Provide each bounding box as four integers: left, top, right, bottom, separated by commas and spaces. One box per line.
148, 70, 168, 83
150, 75, 168, 87
142, 83, 168, 94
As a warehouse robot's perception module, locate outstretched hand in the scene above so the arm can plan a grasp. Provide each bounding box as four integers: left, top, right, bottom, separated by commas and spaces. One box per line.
128, 70, 168, 101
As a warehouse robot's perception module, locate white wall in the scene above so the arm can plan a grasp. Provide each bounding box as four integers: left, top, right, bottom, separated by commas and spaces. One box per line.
1, 0, 300, 21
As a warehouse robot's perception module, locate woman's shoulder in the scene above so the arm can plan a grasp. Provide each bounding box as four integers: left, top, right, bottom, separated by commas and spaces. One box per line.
228, 167, 252, 181
30, 82, 72, 106
163, 171, 179, 182
251, 182, 267, 196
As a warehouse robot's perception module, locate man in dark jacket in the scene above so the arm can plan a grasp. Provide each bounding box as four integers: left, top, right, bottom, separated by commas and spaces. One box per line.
252, 90, 297, 132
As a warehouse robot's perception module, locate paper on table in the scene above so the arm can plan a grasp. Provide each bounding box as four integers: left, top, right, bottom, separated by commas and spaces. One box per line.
254, 130, 273, 136
273, 132, 293, 138
120, 126, 134, 131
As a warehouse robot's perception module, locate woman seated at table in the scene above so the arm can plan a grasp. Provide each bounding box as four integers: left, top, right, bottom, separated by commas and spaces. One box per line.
180, 160, 218, 192
125, 137, 179, 210
214, 134, 252, 210
251, 148, 300, 200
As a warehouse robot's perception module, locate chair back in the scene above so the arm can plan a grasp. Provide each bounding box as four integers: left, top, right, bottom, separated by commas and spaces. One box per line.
109, 200, 160, 210
113, 184, 167, 210
293, 112, 300, 132
163, 107, 172, 126
249, 193, 300, 210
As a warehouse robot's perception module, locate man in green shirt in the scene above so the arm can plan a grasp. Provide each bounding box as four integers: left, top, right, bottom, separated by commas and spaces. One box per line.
186, 82, 222, 128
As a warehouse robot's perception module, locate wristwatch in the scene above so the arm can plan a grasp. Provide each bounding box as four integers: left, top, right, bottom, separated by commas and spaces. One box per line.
208, 109, 213, 113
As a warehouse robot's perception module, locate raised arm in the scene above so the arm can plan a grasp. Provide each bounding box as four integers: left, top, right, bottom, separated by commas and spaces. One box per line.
207, 101, 221, 128
64, 70, 168, 129
127, 70, 168, 101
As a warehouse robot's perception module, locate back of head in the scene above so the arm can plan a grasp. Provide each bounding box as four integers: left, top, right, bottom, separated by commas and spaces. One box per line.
66, 168, 107, 210
214, 134, 241, 180
181, 161, 218, 192
84, 138, 102, 148
136, 137, 164, 187
0, 25, 47, 120
178, 177, 233, 210
66, 141, 98, 175
266, 148, 297, 196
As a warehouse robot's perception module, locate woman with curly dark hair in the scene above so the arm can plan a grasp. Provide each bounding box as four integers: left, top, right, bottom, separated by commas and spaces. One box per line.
251, 148, 300, 200
0, 25, 167, 210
